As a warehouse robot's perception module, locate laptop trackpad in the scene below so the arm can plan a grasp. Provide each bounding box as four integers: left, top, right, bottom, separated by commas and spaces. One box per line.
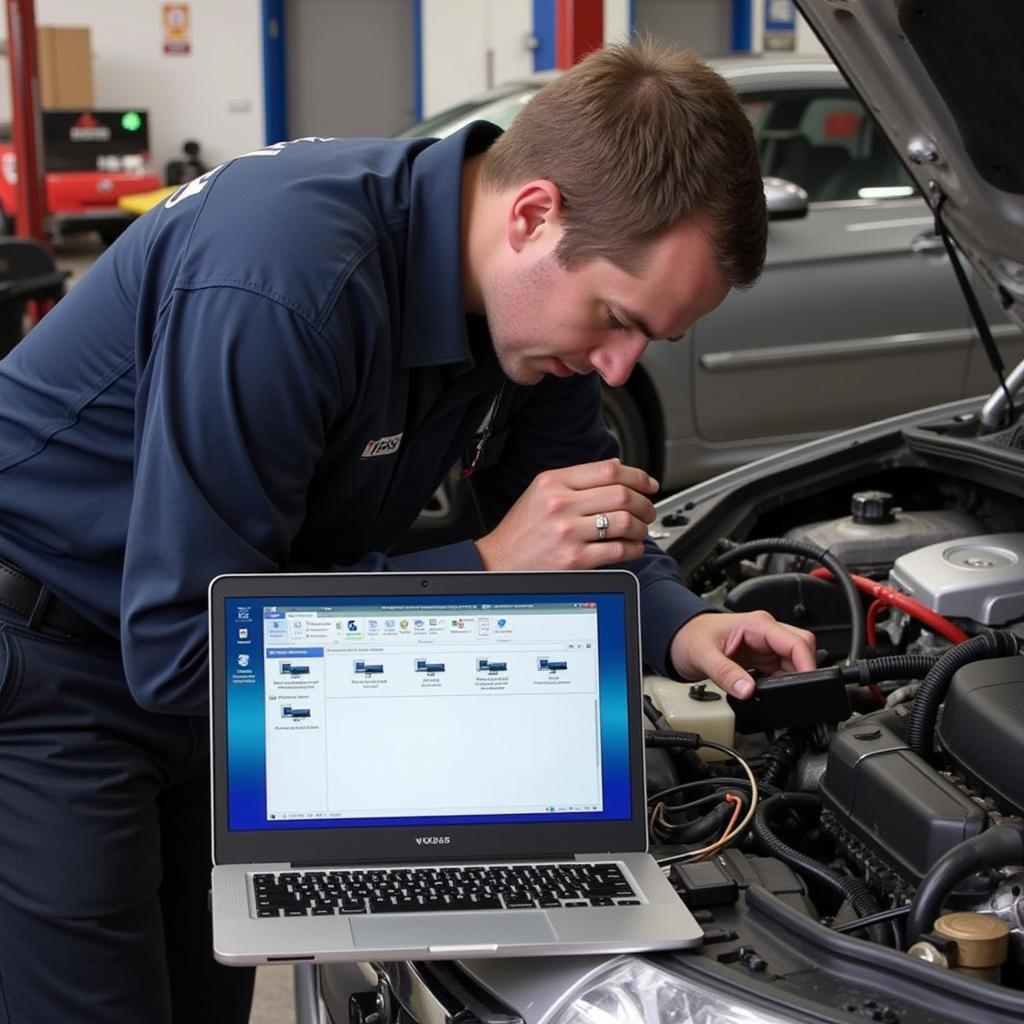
351, 912, 556, 951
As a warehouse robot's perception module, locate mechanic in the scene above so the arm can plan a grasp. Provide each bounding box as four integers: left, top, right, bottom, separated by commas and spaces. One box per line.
0, 40, 815, 1023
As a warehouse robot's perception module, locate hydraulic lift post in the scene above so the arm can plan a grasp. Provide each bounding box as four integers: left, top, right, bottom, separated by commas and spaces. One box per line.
5, 0, 47, 243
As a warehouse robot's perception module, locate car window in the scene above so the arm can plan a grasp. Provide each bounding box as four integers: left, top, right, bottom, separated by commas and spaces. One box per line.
745, 89, 918, 203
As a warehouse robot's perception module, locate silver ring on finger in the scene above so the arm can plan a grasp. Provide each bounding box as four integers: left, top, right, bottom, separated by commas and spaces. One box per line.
595, 512, 609, 541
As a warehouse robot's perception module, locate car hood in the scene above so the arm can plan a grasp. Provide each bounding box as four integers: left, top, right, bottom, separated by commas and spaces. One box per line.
798, 0, 1024, 344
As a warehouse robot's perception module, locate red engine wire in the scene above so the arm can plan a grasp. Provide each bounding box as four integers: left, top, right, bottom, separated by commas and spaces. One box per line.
865, 597, 884, 647
809, 567, 969, 644
862, 598, 887, 705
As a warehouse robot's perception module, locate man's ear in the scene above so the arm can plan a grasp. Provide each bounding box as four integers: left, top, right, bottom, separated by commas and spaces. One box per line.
506, 180, 562, 253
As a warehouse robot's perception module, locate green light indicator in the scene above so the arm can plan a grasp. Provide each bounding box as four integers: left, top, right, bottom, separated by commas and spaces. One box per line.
121, 111, 142, 132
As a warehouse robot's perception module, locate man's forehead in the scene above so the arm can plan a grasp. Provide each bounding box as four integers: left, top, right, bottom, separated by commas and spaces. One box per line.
625, 231, 730, 328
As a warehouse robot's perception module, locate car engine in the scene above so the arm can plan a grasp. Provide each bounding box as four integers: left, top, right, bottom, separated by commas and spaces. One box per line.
647, 482, 1024, 989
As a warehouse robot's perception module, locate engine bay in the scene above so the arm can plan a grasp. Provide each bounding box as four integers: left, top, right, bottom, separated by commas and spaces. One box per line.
647, 453, 1024, 995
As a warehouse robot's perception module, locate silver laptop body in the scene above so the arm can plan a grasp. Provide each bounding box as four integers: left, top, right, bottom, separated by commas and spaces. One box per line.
209, 570, 702, 965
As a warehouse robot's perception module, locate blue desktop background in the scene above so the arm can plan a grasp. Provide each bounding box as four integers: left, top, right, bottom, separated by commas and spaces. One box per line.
223, 593, 633, 832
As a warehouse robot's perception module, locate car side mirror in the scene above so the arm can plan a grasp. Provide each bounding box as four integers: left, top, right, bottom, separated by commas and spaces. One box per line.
764, 177, 809, 221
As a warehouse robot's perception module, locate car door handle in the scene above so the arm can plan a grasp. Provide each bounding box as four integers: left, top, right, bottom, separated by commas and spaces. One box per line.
911, 230, 945, 255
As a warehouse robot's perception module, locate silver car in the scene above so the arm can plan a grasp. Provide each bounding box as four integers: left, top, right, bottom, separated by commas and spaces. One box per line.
401, 56, 1023, 489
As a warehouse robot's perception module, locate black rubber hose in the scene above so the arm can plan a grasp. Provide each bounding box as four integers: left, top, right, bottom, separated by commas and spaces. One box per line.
752, 793, 891, 944
840, 655, 938, 685
643, 697, 710, 780
709, 538, 864, 662
657, 799, 734, 844
759, 729, 806, 789
905, 825, 1024, 947
904, 631, 1019, 758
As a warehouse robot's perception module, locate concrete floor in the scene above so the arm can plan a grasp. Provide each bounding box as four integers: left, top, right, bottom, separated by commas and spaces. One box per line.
251, 966, 297, 1023
54, 233, 301, 1024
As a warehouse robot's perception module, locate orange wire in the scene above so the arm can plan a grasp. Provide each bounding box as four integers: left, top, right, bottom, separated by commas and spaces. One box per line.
712, 792, 744, 854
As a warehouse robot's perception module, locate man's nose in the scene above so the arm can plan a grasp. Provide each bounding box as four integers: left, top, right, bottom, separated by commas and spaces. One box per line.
591, 337, 648, 387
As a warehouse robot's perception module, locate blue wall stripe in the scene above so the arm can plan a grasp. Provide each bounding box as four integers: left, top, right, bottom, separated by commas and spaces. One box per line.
629, 0, 637, 36
731, 0, 753, 52
262, 0, 287, 143
412, 0, 423, 121
533, 0, 556, 71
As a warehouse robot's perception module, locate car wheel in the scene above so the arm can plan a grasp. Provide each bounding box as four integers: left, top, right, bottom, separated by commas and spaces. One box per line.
0, 207, 12, 235
601, 384, 650, 471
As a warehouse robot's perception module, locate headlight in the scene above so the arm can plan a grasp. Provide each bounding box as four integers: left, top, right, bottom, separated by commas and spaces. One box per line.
548, 959, 803, 1024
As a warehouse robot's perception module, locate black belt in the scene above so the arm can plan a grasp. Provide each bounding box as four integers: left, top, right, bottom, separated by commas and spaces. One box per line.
0, 558, 109, 642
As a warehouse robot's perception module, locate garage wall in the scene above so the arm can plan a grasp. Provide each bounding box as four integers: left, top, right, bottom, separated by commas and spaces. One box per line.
285, 0, 415, 138
636, 0, 733, 55
603, 0, 632, 44
422, 1, 634, 118
421, 0, 533, 117
0, 0, 265, 175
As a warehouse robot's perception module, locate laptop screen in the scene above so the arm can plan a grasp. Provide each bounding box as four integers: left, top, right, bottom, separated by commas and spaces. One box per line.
222, 590, 633, 833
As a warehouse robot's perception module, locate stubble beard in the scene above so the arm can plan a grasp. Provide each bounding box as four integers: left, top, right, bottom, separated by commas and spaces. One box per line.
481, 256, 556, 386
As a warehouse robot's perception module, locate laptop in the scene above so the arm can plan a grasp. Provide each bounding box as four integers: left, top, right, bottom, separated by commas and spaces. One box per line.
209, 569, 702, 964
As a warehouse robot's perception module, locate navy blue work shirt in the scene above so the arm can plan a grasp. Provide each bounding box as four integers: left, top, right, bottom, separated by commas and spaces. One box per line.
0, 123, 708, 715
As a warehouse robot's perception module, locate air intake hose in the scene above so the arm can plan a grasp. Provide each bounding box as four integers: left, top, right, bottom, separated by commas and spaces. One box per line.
905, 825, 1024, 948
904, 630, 1019, 758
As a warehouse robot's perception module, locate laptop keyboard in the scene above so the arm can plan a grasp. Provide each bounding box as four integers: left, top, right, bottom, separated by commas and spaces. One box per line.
252, 862, 641, 918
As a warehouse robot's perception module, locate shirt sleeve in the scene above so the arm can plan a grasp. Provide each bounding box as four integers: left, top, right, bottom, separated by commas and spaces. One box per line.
467, 373, 711, 677
121, 285, 483, 715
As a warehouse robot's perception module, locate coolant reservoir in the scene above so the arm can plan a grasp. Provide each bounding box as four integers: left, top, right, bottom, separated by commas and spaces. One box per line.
777, 490, 979, 573
644, 675, 735, 761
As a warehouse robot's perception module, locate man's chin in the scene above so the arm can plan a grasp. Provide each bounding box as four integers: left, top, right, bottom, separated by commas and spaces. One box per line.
494, 356, 544, 387
508, 367, 546, 386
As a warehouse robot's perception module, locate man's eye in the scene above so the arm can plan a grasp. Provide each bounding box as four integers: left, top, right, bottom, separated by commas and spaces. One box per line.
606, 311, 629, 331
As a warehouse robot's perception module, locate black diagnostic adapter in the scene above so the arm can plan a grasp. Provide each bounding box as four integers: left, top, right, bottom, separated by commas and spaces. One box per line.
727, 667, 850, 734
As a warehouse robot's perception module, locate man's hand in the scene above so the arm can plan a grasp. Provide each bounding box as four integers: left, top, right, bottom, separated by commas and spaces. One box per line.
670, 610, 817, 700
476, 458, 658, 570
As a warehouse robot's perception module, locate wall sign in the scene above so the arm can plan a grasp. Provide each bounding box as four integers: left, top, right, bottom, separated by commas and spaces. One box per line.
163, 3, 192, 55
764, 0, 796, 51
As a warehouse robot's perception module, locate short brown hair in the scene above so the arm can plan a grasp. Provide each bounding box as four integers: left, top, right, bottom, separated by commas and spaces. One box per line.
480, 39, 766, 288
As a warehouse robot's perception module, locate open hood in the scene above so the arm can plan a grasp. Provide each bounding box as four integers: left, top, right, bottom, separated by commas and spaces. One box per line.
797, 1, 1024, 349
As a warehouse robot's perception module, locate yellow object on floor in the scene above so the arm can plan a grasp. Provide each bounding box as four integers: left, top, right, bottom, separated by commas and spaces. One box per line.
118, 186, 178, 216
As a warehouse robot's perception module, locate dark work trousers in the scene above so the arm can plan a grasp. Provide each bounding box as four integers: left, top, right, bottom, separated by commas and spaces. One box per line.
0, 611, 255, 1023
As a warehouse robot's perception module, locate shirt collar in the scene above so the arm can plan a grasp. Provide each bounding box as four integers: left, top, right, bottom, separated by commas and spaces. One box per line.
400, 121, 502, 370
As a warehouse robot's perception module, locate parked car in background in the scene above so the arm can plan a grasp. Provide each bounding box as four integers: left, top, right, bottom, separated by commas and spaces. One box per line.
399, 57, 1023, 489
0, 109, 161, 244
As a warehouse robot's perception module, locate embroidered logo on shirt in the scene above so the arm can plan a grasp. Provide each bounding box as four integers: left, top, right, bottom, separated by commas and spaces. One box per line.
361, 433, 403, 459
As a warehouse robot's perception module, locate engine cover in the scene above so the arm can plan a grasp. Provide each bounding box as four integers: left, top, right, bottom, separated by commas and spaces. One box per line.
937, 655, 1024, 817
889, 532, 1024, 625
819, 721, 987, 895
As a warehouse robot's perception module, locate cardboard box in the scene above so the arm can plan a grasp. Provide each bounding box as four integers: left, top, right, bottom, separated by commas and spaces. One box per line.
37, 26, 94, 109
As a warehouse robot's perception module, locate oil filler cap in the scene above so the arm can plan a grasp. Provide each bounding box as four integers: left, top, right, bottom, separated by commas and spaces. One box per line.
851, 490, 894, 525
